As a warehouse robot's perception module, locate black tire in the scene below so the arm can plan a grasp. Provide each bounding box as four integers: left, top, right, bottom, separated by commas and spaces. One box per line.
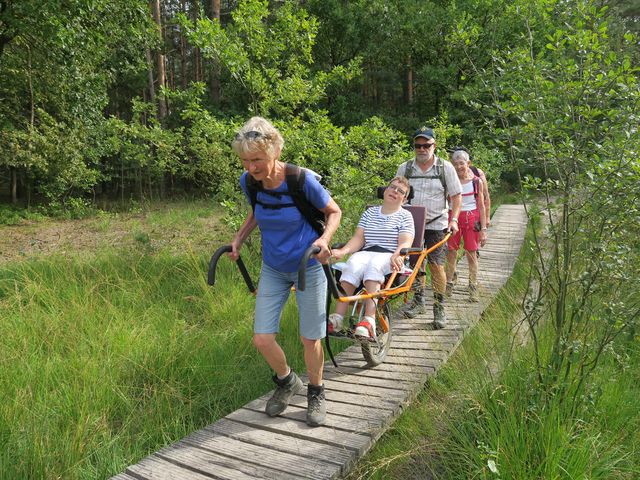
361, 302, 392, 366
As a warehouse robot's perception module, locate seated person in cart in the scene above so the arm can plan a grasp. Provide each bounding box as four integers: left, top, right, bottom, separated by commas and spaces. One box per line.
329, 176, 414, 338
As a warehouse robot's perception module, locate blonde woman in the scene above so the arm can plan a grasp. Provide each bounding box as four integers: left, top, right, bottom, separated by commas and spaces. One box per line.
228, 117, 341, 427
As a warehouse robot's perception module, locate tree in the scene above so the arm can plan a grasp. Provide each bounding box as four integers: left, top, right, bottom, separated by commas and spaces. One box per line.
179, 0, 359, 117
474, 0, 640, 411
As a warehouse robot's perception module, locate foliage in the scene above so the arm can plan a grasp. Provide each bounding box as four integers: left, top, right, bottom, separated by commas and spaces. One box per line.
474, 0, 640, 415
180, 0, 360, 117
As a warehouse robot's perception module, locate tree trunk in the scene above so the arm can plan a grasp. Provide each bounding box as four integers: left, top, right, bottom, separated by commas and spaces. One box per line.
145, 48, 156, 110
192, 1, 201, 83
150, 0, 167, 122
405, 56, 413, 106
10, 167, 17, 204
180, 0, 187, 89
209, 0, 221, 104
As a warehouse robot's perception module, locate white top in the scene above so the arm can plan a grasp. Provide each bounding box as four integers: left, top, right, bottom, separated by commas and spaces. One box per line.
459, 179, 478, 212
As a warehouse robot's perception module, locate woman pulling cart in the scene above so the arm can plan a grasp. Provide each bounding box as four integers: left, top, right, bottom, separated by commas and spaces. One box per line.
226, 116, 341, 427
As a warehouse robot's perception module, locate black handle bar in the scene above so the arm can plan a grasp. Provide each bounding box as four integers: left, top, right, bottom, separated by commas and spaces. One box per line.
208, 245, 256, 293
297, 245, 343, 299
297, 246, 321, 292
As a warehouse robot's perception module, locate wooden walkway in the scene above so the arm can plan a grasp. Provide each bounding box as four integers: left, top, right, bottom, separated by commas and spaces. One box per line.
112, 205, 528, 480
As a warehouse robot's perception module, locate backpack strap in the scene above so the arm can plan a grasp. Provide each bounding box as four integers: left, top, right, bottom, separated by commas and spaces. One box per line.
245, 164, 324, 236
284, 164, 325, 236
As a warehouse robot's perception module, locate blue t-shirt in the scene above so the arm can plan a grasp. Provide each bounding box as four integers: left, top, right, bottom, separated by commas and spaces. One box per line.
241, 171, 330, 273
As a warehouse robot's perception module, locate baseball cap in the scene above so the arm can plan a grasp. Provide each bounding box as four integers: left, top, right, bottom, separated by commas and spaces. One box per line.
414, 127, 435, 140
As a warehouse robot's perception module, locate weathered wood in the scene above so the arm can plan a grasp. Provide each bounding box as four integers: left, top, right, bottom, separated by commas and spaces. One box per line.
207, 418, 355, 469
158, 440, 325, 480
112, 205, 528, 480
225, 408, 373, 455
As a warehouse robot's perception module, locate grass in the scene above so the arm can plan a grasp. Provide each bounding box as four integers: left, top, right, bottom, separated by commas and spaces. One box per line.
0, 243, 322, 479
346, 225, 640, 479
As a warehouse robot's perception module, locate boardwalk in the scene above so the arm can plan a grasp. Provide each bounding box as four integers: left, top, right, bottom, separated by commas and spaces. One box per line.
113, 205, 528, 480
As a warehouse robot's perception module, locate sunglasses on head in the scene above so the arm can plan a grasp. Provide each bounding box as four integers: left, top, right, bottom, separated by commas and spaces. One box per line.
235, 130, 271, 141
414, 142, 435, 150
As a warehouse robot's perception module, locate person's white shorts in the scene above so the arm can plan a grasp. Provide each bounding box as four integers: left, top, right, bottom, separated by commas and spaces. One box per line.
338, 251, 392, 286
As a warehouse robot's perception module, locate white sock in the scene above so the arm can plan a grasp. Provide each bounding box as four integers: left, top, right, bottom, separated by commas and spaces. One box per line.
277, 368, 291, 380
329, 313, 344, 329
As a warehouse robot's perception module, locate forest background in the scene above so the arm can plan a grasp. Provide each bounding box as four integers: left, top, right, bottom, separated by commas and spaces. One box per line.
1, 0, 639, 479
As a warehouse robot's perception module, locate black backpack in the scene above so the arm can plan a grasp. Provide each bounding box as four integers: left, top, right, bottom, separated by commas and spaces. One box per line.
245, 163, 326, 236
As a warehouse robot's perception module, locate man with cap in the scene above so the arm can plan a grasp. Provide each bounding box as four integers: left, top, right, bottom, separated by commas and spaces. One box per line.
396, 127, 462, 328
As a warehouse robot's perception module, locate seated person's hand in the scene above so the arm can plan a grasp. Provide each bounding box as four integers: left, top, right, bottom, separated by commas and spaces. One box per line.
390, 253, 404, 272
331, 247, 347, 260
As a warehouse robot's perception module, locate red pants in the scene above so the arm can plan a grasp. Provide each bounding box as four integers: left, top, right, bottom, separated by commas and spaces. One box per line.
448, 209, 480, 252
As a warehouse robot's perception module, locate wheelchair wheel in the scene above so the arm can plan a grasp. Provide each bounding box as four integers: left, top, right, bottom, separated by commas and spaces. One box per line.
361, 301, 392, 366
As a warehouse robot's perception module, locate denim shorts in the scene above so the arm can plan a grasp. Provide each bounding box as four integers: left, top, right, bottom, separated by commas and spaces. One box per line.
254, 262, 327, 340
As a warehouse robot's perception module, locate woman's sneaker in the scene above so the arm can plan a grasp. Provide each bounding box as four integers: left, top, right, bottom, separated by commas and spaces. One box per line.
354, 316, 376, 339
306, 384, 326, 427
265, 371, 304, 417
327, 313, 344, 334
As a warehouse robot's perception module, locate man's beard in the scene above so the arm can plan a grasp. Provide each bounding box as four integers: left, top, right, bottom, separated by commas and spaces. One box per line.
415, 152, 433, 164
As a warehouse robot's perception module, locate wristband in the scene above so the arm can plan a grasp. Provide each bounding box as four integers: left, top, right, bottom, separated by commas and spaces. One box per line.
451, 217, 458, 223
481, 227, 488, 231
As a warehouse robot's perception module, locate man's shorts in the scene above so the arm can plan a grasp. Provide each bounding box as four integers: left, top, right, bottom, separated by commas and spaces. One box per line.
254, 262, 327, 340
447, 209, 480, 252
424, 229, 448, 265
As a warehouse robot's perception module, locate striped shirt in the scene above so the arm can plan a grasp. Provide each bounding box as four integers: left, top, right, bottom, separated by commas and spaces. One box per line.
396, 156, 462, 230
358, 206, 415, 252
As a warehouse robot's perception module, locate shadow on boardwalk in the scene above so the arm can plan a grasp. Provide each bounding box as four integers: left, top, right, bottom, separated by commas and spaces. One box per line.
113, 205, 528, 480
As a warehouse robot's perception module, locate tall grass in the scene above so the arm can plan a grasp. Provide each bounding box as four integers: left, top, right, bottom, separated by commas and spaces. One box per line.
347, 226, 640, 479
0, 248, 314, 479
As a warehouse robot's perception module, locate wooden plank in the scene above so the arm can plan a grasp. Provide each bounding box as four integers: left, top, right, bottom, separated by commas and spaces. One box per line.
242, 399, 388, 433
337, 349, 442, 368
329, 356, 436, 375
225, 408, 373, 454
126, 455, 215, 480
172, 432, 338, 480
324, 364, 425, 383
156, 437, 320, 480
322, 368, 421, 388
207, 419, 355, 469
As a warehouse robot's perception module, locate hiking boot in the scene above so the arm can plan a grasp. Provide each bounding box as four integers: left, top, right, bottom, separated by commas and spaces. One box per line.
468, 283, 479, 302
445, 281, 454, 297
265, 371, 304, 417
401, 288, 428, 318
306, 384, 326, 427
433, 293, 447, 329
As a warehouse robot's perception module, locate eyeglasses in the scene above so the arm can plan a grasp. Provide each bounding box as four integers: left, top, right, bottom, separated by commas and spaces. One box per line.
387, 185, 407, 196
414, 142, 435, 150
235, 130, 271, 141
